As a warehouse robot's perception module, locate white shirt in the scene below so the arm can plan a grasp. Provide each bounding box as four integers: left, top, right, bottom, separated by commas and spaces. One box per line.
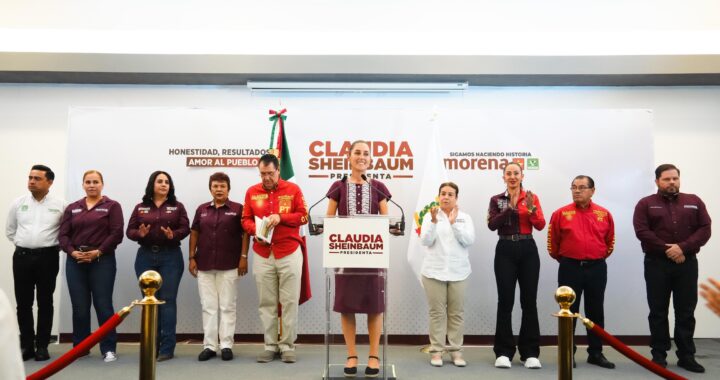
6, 193, 66, 249
420, 209, 475, 281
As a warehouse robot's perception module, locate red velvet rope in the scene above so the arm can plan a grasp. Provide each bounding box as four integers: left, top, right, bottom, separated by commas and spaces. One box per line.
587, 323, 688, 380
27, 313, 125, 380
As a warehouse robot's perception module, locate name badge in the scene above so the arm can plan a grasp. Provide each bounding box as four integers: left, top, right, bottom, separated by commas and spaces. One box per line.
684, 205, 698, 209
72, 208, 82, 214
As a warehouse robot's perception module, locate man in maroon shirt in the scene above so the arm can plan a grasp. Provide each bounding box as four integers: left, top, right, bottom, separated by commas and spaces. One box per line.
548, 175, 615, 369
633, 164, 711, 373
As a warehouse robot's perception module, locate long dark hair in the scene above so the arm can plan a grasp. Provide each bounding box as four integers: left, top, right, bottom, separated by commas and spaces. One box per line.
142, 170, 177, 205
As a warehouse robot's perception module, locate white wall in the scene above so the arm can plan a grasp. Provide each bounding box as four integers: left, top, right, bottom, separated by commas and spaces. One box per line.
1, 84, 718, 338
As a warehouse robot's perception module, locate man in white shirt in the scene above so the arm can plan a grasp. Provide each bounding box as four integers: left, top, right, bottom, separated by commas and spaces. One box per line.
5, 165, 66, 362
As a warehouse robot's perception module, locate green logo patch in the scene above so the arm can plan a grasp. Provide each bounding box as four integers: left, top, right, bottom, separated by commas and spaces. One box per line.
527, 158, 540, 170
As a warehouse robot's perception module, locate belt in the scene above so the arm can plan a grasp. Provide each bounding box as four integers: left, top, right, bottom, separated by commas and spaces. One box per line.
142, 245, 174, 253
15, 246, 59, 255
561, 257, 605, 267
498, 234, 533, 242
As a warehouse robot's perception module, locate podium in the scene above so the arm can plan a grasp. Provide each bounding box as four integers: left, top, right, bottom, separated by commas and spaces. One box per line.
313, 215, 400, 380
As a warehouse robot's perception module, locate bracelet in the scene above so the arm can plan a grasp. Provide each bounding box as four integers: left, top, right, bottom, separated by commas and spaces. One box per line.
241, 254, 248, 258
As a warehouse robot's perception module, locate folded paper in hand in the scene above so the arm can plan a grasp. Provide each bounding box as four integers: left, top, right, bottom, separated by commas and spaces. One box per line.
255, 216, 274, 243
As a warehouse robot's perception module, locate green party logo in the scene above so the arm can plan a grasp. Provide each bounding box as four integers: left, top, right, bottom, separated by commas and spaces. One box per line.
527, 158, 540, 170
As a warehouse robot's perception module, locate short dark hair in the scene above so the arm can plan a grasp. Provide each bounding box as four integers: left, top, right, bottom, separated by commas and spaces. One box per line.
209, 172, 230, 190
142, 171, 177, 205
258, 154, 279, 170
438, 182, 459, 197
655, 164, 680, 179
31, 164, 55, 181
572, 175, 595, 189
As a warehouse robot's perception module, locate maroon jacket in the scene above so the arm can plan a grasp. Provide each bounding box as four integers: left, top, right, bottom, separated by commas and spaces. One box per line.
59, 196, 124, 255
191, 200, 244, 271
126, 201, 190, 247
633, 192, 711, 257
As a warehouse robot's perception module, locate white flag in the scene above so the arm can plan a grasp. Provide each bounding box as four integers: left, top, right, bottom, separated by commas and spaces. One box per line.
407, 120, 448, 283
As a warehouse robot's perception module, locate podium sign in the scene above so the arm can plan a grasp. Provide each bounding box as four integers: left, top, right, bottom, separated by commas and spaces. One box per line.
322, 216, 390, 269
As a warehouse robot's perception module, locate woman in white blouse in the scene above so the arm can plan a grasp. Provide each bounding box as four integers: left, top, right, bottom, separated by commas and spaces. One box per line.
420, 182, 476, 367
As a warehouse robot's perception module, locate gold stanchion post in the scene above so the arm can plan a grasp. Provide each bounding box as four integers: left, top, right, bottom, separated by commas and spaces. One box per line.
553, 286, 577, 380
136, 271, 165, 380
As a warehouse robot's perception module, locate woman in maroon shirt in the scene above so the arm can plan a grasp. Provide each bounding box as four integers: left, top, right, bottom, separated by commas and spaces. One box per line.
126, 171, 190, 361
59, 170, 124, 363
188, 172, 249, 362
326, 140, 390, 377
487, 162, 546, 370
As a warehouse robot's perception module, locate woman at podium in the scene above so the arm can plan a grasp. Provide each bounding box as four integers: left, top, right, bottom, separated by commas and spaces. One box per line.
419, 182, 475, 367
487, 161, 546, 370
326, 140, 390, 378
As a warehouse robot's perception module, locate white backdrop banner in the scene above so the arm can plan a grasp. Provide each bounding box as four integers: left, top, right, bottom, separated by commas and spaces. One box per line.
66, 107, 653, 336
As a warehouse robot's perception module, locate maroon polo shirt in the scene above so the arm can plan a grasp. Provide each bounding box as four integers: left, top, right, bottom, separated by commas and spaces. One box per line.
633, 192, 711, 257
191, 200, 244, 271
59, 196, 124, 255
126, 200, 190, 247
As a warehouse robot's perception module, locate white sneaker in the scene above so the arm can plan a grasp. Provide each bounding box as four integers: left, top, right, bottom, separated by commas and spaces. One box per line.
430, 353, 443, 367
523, 357, 541, 369
103, 351, 117, 363
495, 356, 511, 368
450, 351, 466, 367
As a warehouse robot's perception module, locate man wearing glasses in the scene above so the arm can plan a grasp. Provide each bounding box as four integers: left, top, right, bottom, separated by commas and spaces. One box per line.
241, 154, 308, 364
547, 175, 615, 369
633, 164, 711, 373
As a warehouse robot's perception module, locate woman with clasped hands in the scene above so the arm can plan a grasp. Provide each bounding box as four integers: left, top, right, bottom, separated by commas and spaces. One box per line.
487, 162, 546, 370
126, 171, 190, 361
420, 182, 475, 367
188, 172, 249, 362
59, 170, 124, 363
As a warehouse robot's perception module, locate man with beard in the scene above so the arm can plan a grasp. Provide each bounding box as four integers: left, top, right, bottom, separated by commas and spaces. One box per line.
633, 164, 711, 373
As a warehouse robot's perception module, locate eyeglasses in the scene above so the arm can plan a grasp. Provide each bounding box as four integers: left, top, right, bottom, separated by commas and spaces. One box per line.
570, 186, 592, 191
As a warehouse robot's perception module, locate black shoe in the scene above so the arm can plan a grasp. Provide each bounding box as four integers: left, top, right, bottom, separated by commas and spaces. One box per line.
587, 353, 615, 369
365, 356, 380, 378
344, 356, 358, 377
221, 348, 233, 361
21, 348, 35, 361
678, 357, 705, 373
573, 356, 577, 368
651, 356, 667, 368
198, 348, 217, 361
35, 347, 50, 361
157, 353, 174, 362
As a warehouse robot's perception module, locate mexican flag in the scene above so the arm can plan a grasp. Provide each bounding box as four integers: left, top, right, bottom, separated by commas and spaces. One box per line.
407, 121, 448, 283
268, 109, 295, 181
268, 108, 311, 306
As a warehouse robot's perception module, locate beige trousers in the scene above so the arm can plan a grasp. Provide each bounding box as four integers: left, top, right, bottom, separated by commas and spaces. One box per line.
253, 247, 302, 352
422, 276, 467, 353
197, 269, 238, 351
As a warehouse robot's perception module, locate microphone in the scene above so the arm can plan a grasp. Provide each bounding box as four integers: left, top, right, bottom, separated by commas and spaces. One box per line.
361, 174, 405, 236
307, 174, 347, 235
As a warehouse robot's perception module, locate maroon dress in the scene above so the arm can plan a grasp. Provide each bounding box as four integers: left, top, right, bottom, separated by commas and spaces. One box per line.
328, 179, 391, 314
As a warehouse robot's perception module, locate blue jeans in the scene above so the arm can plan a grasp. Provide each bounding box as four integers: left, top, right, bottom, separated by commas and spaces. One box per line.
134, 246, 184, 356
65, 253, 117, 354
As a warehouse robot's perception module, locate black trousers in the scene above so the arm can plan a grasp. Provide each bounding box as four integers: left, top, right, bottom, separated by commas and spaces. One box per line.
557, 257, 607, 356
12, 247, 60, 350
644, 254, 698, 360
493, 239, 540, 360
